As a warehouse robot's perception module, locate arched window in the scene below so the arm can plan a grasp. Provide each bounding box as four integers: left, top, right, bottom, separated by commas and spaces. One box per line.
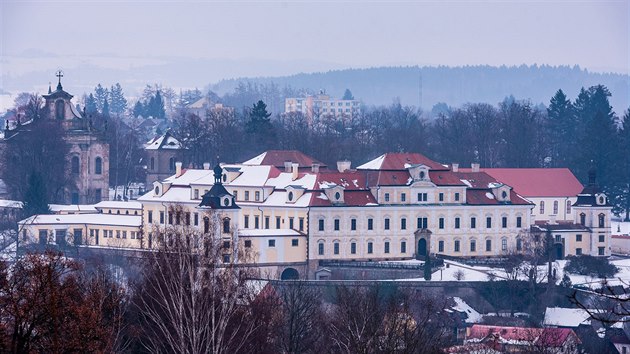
598, 213, 605, 228
203, 217, 210, 234
516, 238, 522, 251
55, 100, 64, 120
95, 157, 102, 175
71, 156, 79, 174
223, 218, 230, 233
539, 201, 545, 214
580, 213, 586, 226
169, 157, 175, 171
150, 157, 155, 170
553, 201, 558, 215
566, 200, 572, 214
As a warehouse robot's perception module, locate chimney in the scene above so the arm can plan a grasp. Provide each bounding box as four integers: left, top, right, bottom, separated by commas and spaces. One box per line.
337, 160, 351, 173
292, 163, 299, 181
175, 161, 183, 177
284, 160, 292, 173
311, 163, 320, 173
452, 163, 459, 173
471, 163, 480, 173
203, 162, 210, 170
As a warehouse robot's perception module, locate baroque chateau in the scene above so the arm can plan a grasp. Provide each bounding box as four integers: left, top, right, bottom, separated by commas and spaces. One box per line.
4, 76, 613, 280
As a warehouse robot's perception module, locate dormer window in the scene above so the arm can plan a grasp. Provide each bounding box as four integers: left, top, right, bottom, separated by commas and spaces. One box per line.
154, 186, 160, 195
335, 192, 341, 200
223, 197, 231, 207
598, 195, 606, 205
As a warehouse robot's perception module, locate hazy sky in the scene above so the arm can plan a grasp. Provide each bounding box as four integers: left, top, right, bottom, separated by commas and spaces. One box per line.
1, 0, 629, 76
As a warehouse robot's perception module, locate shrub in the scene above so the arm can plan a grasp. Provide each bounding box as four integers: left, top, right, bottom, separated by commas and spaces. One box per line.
564, 255, 618, 278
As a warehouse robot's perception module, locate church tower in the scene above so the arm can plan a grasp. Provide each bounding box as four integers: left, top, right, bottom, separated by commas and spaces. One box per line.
572, 167, 612, 256
42, 71, 110, 204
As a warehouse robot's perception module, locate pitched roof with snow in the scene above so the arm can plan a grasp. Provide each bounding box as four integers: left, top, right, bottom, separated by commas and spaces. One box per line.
19, 214, 142, 227
467, 325, 578, 347
357, 152, 447, 171
543, 307, 593, 328
460, 168, 583, 198
242, 150, 326, 169
145, 130, 182, 150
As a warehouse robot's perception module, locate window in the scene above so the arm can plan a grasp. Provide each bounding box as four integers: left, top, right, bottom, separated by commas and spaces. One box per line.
598, 247, 605, 256
233, 191, 238, 200
38, 230, 47, 244
502, 216, 507, 228
576, 248, 582, 255
71, 156, 80, 174
255, 216, 259, 229
122, 231, 127, 239
401, 241, 407, 253
150, 157, 155, 170
116, 231, 120, 238
576, 234, 582, 242
501, 238, 507, 251
455, 217, 460, 229
159, 211, 164, 224
148, 211, 153, 223
95, 157, 102, 175
454, 240, 460, 252
255, 191, 260, 201
470, 217, 476, 229
244, 215, 249, 228
486, 217, 492, 228
169, 157, 175, 171
540, 201, 545, 214
486, 239, 492, 252
401, 218, 407, 230
292, 239, 299, 247
401, 193, 406, 202
268, 239, 276, 247
351, 242, 357, 254
384, 241, 390, 254
384, 193, 390, 202
244, 240, 252, 248
245, 191, 250, 201
418, 193, 427, 202
175, 212, 181, 225
55, 99, 64, 119
580, 213, 586, 226
319, 219, 325, 231
276, 216, 281, 229
599, 234, 605, 242
318, 243, 324, 255
439, 193, 444, 202
334, 242, 339, 255
95, 189, 102, 203
516, 216, 522, 228
194, 189, 199, 199
555, 234, 561, 243
289, 218, 294, 229
351, 218, 357, 231
367, 242, 373, 254
455, 192, 460, 201
439, 217, 444, 229
516, 238, 522, 251
334, 219, 340, 231
438, 240, 444, 252
299, 218, 304, 231
131, 231, 136, 239
185, 212, 190, 226
367, 218, 374, 230
417, 217, 428, 229
384, 218, 390, 230
223, 218, 230, 233
223, 241, 230, 249
567, 200, 572, 214
222, 254, 230, 263
265, 216, 270, 229
599, 214, 605, 228
553, 200, 558, 215
168, 212, 173, 225
470, 240, 476, 252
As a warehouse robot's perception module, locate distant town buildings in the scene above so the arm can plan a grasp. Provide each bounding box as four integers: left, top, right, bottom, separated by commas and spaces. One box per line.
285, 90, 361, 120
185, 97, 234, 118
144, 130, 185, 187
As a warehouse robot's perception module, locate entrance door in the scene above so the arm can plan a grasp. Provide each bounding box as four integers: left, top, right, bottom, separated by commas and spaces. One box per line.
554, 243, 564, 260
417, 238, 427, 259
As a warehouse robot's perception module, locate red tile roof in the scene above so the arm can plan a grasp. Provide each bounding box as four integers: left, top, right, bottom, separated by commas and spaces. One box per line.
429, 171, 468, 186
465, 190, 531, 205
309, 190, 377, 207
468, 325, 578, 347
359, 152, 447, 170
460, 168, 583, 197
453, 171, 501, 189
243, 150, 326, 169
314, 171, 367, 190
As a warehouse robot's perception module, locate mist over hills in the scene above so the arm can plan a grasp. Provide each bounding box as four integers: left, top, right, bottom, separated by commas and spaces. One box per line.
209, 65, 630, 114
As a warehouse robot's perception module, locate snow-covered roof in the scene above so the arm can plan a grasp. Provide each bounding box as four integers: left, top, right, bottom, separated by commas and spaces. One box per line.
19, 214, 142, 227
543, 307, 593, 327
145, 132, 182, 150
49, 204, 97, 213
452, 297, 483, 323
138, 186, 195, 203
0, 199, 22, 208
238, 228, 304, 237
94, 201, 142, 209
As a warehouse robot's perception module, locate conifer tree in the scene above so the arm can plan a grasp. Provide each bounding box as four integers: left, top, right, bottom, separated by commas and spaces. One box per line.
22, 172, 51, 217
85, 94, 98, 115
109, 83, 127, 115
94, 84, 109, 113
546, 89, 575, 167
245, 100, 276, 154
342, 88, 354, 100
102, 98, 110, 118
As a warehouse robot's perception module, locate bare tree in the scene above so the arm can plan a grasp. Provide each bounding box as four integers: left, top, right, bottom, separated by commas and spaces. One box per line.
134, 206, 260, 353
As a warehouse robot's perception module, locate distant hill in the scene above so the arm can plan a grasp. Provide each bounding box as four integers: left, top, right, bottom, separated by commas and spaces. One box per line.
209, 65, 630, 114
